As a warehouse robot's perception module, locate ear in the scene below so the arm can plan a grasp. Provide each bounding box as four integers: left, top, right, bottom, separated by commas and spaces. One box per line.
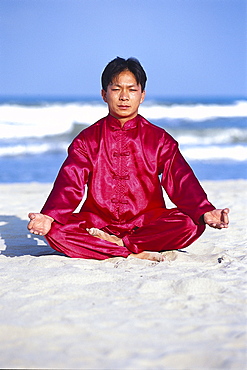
140, 90, 146, 104
101, 89, 107, 103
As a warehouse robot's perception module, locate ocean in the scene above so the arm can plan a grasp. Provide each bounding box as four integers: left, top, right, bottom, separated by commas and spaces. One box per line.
0, 97, 246, 183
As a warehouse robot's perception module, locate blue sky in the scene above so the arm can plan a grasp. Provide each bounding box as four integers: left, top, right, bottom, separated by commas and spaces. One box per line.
0, 0, 246, 99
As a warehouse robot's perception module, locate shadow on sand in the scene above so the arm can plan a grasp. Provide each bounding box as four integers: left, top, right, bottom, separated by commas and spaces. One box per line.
0, 215, 63, 257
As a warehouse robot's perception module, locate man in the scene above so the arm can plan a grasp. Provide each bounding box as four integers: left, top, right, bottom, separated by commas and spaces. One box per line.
28, 57, 229, 261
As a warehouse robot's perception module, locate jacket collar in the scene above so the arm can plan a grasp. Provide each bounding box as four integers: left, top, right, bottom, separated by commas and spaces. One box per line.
107, 114, 139, 131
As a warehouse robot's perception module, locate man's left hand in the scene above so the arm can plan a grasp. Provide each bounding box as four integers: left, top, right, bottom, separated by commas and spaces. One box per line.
204, 208, 230, 229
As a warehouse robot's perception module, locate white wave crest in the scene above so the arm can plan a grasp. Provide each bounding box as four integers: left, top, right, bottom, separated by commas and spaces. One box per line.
0, 142, 68, 156
0, 100, 246, 139
176, 128, 247, 145
140, 100, 247, 121
182, 145, 247, 161
0, 104, 107, 139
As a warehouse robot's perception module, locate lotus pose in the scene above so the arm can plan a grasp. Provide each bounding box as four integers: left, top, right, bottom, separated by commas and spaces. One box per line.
28, 57, 229, 261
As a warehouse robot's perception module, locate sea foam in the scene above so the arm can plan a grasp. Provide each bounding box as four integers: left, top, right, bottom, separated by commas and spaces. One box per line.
0, 100, 246, 163
0, 100, 246, 139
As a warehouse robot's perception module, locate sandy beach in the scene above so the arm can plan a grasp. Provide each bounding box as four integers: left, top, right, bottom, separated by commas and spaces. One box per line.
0, 180, 246, 369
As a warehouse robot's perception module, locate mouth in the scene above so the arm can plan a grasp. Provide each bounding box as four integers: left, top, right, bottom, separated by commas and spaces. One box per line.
118, 105, 130, 109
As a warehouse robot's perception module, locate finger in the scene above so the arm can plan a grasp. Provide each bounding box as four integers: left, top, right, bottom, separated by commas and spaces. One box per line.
213, 223, 223, 229
217, 223, 228, 229
29, 226, 40, 234
222, 209, 229, 224
28, 213, 36, 220
27, 221, 34, 230
208, 222, 217, 228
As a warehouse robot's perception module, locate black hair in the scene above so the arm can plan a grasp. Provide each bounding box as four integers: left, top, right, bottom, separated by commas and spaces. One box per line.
101, 57, 147, 92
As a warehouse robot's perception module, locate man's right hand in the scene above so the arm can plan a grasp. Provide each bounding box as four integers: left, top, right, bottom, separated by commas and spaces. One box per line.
27, 213, 54, 236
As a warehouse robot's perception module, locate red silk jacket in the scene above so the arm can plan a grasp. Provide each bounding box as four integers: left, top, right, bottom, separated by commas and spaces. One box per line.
41, 114, 215, 228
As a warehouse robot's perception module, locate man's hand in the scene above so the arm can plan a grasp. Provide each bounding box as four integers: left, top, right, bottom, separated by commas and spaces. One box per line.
203, 208, 229, 229
27, 213, 54, 236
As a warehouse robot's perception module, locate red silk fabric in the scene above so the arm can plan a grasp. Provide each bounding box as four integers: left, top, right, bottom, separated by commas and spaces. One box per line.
42, 114, 215, 258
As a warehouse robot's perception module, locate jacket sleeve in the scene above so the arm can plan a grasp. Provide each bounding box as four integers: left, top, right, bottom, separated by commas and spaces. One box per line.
41, 134, 92, 224
160, 136, 215, 225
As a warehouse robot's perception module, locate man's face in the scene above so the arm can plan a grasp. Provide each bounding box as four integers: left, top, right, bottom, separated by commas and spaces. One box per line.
101, 70, 145, 126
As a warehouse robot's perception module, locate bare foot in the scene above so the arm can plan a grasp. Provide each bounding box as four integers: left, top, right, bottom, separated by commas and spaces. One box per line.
86, 227, 124, 246
86, 228, 164, 262
130, 251, 165, 262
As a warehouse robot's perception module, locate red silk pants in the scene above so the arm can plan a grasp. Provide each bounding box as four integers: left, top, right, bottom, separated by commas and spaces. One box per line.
45, 208, 205, 260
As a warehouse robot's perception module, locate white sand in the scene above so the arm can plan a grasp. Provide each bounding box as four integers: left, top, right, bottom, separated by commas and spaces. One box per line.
0, 180, 246, 369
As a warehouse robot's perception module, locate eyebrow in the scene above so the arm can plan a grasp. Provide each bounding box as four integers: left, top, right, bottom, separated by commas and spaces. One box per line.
110, 82, 138, 87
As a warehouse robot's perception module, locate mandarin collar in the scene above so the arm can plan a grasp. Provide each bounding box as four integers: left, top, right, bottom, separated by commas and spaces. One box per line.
107, 114, 140, 131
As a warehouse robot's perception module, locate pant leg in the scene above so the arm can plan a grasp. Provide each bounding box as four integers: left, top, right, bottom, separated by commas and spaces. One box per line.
45, 214, 131, 260
45, 209, 205, 260
123, 208, 205, 254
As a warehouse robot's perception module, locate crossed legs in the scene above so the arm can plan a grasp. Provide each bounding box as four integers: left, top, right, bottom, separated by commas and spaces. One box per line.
45, 209, 205, 261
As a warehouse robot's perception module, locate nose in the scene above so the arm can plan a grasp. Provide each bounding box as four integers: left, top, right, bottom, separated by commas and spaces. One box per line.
119, 89, 129, 101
